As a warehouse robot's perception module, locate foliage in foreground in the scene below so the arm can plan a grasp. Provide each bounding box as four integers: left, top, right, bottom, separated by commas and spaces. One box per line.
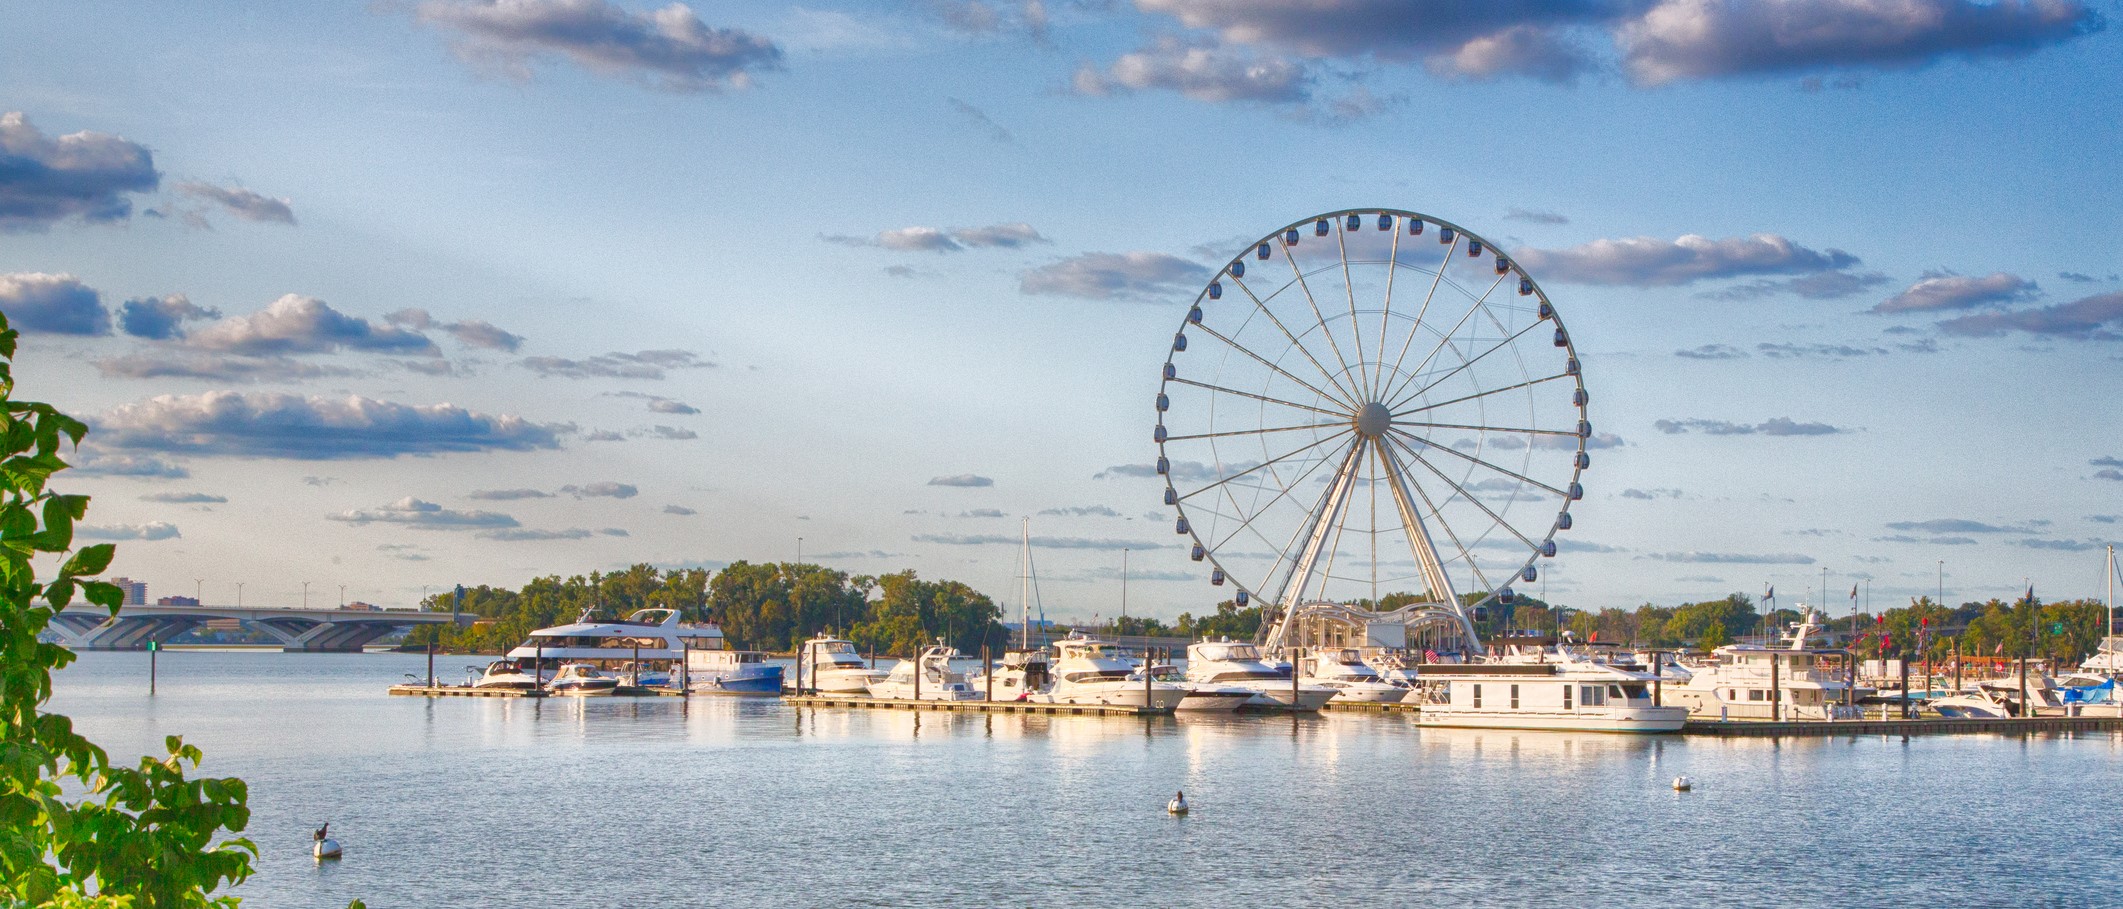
0, 312, 258, 908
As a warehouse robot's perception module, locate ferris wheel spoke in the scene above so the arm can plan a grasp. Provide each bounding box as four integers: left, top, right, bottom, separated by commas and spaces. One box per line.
1166, 421, 1344, 443
1165, 376, 1347, 420
1380, 235, 1459, 397
1214, 436, 1362, 608
1379, 433, 1493, 593
1333, 219, 1370, 401
1389, 427, 1569, 499
1178, 428, 1353, 503
1280, 239, 1362, 405
1390, 419, 1580, 439
1373, 222, 1402, 395
1189, 322, 1357, 412
1396, 439, 1543, 554
1394, 372, 1573, 419
1383, 271, 1509, 406
1388, 317, 1545, 413
1227, 277, 1364, 409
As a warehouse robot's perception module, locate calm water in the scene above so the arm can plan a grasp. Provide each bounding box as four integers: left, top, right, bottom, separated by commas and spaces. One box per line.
49, 650, 2123, 909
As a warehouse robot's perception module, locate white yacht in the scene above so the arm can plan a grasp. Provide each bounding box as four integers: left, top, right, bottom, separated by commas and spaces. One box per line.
1666, 608, 1866, 721
1298, 648, 1408, 704
683, 649, 783, 694
1031, 635, 1186, 710
506, 607, 726, 681
966, 648, 1053, 702
2077, 636, 2123, 678
1184, 639, 1335, 711
547, 662, 619, 696
790, 636, 887, 694
1139, 662, 1253, 711
469, 660, 541, 690
867, 644, 982, 701
1931, 676, 2064, 718
1413, 652, 1689, 732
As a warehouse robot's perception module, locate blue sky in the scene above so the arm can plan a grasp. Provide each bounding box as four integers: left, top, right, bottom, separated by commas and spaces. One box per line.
3, 0, 2119, 619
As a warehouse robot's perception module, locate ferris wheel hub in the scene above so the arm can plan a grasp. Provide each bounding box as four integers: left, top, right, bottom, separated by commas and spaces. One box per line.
1354, 401, 1392, 438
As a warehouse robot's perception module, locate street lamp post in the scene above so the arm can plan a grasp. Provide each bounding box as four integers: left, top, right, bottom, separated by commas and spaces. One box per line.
235, 582, 244, 607
194, 578, 204, 605
339, 584, 347, 608
301, 581, 310, 609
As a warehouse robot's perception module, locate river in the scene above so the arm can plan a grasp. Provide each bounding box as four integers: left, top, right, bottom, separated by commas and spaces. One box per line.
48, 650, 2123, 908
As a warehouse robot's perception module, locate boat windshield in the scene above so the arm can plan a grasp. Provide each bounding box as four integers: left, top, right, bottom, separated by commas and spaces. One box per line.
1199, 644, 1262, 661
818, 641, 858, 655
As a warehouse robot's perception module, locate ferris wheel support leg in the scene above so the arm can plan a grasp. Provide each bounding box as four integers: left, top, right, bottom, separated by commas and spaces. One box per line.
1265, 439, 1368, 651
1376, 440, 1481, 651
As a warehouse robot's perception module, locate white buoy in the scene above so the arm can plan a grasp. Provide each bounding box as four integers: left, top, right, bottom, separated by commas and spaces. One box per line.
313, 823, 342, 860
1167, 791, 1188, 815
1671, 776, 1694, 792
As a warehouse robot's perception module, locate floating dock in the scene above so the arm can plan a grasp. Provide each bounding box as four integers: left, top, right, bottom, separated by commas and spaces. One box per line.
1683, 713, 2123, 737
387, 684, 682, 698
783, 694, 1171, 716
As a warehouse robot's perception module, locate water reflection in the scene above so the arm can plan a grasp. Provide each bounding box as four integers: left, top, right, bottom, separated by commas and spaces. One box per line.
46, 650, 2123, 909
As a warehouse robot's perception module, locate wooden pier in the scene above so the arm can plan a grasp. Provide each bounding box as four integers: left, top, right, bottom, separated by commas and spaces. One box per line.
1684, 714, 2123, 737
387, 684, 682, 698
783, 694, 1172, 716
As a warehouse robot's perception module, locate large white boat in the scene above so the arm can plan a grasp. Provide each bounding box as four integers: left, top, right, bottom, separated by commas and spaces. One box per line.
1413, 652, 1689, 733
1298, 648, 1408, 704
1184, 639, 1335, 711
2078, 636, 2123, 677
1138, 662, 1253, 711
1665, 608, 1866, 721
1031, 635, 1186, 710
684, 648, 783, 694
506, 607, 727, 681
966, 648, 1053, 702
790, 636, 887, 694
867, 644, 982, 701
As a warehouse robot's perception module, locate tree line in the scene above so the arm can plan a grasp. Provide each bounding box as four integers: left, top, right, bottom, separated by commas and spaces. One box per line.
405, 560, 1004, 657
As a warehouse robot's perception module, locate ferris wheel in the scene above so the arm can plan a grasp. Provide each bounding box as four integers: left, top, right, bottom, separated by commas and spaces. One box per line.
1155, 209, 1589, 651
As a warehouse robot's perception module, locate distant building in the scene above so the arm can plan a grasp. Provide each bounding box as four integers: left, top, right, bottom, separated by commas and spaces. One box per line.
157, 595, 200, 606
108, 577, 147, 607
341, 601, 381, 611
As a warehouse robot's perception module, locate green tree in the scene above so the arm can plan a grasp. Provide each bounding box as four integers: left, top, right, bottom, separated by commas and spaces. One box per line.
1698, 621, 1730, 650
0, 312, 262, 907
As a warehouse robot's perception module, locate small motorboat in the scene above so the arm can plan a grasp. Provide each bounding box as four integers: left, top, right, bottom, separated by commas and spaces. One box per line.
469, 660, 541, 691
547, 662, 619, 696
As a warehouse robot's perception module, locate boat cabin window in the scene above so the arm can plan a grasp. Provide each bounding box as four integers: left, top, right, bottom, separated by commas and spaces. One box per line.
1065, 670, 1132, 683
1616, 683, 1647, 701
1563, 685, 1572, 710
1472, 684, 1483, 708
1510, 684, 1520, 709
1581, 685, 1606, 706
1208, 670, 1285, 682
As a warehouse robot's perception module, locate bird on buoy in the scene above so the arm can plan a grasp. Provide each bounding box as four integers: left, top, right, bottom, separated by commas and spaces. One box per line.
1167, 791, 1189, 815
1671, 776, 1694, 792
313, 823, 342, 860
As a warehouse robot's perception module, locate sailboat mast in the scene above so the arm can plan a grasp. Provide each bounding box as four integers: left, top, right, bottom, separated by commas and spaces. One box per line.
1121, 548, 1129, 633
1020, 518, 1031, 651
2108, 544, 2115, 639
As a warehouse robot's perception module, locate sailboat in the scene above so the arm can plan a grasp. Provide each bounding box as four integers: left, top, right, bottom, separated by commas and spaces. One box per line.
969, 519, 1052, 700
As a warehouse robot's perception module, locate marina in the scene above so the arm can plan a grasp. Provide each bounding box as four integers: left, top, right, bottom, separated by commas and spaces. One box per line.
48, 649, 2123, 909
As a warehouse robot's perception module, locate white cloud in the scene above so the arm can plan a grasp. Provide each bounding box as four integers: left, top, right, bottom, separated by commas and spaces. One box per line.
327, 497, 520, 529
1019, 251, 1208, 300
414, 0, 783, 93
94, 391, 565, 459
1514, 234, 1858, 287
1874, 271, 2038, 314
0, 272, 109, 335
77, 522, 182, 541
175, 181, 295, 225
0, 112, 159, 231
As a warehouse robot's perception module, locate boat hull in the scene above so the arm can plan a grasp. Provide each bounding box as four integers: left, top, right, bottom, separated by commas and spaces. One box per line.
549, 682, 619, 696
1037, 684, 1187, 710
691, 666, 785, 695
1176, 688, 1253, 711
1238, 684, 1337, 712
1416, 706, 1687, 733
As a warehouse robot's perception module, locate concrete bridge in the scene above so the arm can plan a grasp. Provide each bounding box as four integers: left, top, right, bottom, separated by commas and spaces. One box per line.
48, 603, 468, 652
